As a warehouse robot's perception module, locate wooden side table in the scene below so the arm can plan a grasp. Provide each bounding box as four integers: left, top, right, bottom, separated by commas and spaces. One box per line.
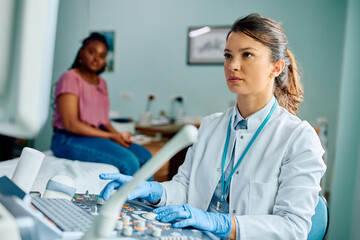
142, 140, 190, 183
135, 123, 191, 138
141, 139, 170, 182
136, 123, 198, 182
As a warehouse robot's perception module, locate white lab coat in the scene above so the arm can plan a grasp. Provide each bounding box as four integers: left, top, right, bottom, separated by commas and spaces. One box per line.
161, 97, 326, 240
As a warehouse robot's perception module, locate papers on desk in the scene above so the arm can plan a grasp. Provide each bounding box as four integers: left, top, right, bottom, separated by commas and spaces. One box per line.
176, 116, 202, 125
151, 116, 202, 126
132, 135, 161, 145
151, 118, 170, 126
111, 119, 135, 134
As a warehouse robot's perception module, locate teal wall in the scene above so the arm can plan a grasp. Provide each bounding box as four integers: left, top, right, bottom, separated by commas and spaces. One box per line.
328, 0, 360, 238
35, 0, 346, 197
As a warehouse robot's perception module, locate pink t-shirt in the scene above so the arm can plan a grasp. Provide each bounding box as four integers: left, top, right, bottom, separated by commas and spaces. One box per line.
52, 69, 110, 129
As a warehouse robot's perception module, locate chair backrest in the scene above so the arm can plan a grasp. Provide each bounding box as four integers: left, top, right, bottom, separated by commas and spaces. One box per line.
307, 195, 329, 240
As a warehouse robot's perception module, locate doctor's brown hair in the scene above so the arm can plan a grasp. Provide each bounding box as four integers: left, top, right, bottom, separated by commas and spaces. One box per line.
227, 13, 303, 115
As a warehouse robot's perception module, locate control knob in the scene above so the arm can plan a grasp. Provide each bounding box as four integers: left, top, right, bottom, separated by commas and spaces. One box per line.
151, 227, 162, 237
123, 226, 133, 236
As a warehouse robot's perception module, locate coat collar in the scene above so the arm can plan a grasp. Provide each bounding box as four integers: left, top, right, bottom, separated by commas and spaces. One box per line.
232, 96, 277, 130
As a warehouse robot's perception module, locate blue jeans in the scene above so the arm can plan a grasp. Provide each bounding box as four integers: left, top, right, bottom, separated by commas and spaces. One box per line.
51, 131, 152, 176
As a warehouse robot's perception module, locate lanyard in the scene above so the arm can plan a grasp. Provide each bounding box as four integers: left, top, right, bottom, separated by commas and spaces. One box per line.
220, 99, 278, 204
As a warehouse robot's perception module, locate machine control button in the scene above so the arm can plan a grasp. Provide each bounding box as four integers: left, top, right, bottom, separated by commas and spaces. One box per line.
116, 220, 123, 231
134, 220, 147, 231
143, 212, 158, 220
122, 215, 132, 225
137, 220, 146, 228
131, 213, 146, 221
190, 229, 203, 239
151, 227, 162, 237
134, 210, 148, 215
123, 226, 133, 236
91, 205, 98, 214
171, 232, 183, 240
96, 198, 105, 205
153, 220, 171, 226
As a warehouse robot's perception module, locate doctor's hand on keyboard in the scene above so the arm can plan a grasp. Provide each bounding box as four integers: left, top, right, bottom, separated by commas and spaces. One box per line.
154, 204, 232, 239
99, 173, 163, 203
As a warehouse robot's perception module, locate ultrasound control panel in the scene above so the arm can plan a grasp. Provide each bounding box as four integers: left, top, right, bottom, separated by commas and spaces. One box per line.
72, 192, 217, 240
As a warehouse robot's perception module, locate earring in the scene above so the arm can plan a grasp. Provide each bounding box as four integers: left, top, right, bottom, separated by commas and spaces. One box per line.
79, 59, 83, 64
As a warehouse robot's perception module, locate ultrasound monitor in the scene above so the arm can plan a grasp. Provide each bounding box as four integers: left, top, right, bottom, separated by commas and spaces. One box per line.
0, 0, 59, 139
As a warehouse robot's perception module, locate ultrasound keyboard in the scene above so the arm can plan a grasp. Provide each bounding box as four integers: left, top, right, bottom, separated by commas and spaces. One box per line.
31, 197, 93, 239
31, 192, 217, 240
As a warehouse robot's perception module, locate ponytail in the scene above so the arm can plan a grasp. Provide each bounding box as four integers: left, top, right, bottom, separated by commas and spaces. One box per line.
274, 50, 303, 115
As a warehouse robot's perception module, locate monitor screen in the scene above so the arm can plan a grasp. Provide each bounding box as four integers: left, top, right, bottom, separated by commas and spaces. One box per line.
0, 0, 59, 138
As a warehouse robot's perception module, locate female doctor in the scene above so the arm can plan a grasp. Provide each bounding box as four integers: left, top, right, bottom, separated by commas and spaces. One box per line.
99, 13, 326, 239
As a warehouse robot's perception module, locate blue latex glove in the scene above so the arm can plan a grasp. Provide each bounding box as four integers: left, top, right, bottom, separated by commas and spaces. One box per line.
153, 204, 232, 238
99, 173, 163, 202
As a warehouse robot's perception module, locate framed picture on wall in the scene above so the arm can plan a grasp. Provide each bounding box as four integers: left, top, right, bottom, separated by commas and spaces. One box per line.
187, 26, 231, 64
90, 30, 115, 72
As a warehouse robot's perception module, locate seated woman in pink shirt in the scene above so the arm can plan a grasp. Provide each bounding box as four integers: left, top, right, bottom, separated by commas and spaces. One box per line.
51, 33, 151, 175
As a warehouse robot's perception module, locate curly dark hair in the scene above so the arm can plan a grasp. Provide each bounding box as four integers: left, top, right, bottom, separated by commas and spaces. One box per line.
70, 32, 109, 75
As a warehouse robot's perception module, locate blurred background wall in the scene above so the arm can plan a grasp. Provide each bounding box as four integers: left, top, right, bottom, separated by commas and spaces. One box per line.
32, 0, 360, 238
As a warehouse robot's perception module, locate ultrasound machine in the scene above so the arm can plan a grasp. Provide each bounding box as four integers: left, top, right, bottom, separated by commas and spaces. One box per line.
0, 176, 215, 240
0, 125, 218, 240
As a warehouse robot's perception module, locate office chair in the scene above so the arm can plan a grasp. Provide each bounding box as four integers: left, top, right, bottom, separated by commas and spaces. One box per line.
307, 195, 329, 240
